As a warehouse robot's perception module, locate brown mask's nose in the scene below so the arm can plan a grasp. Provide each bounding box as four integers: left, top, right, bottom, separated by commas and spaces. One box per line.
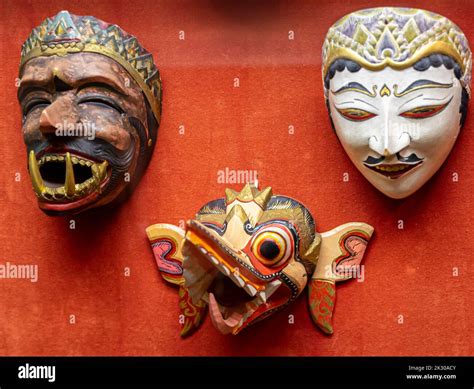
39, 108, 58, 136
39, 95, 77, 138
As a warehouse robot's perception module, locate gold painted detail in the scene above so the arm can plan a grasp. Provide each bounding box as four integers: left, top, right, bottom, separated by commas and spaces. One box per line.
225, 184, 272, 209
322, 7, 472, 95
28, 150, 108, 201
379, 84, 391, 97
331, 84, 377, 97
393, 82, 453, 97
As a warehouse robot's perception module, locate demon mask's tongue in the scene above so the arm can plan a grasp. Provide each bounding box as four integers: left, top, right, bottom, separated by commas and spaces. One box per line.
207, 273, 256, 334
208, 292, 244, 335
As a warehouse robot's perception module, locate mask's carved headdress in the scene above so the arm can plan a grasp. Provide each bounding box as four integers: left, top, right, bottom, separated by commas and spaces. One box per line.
322, 7, 472, 96
20, 10, 162, 130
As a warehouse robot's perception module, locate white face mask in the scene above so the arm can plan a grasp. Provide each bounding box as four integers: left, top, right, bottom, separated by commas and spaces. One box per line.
328, 65, 464, 198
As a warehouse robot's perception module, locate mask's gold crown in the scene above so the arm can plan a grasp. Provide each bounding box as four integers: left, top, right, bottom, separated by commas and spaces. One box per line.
322, 7, 472, 93
20, 10, 162, 124
225, 183, 272, 209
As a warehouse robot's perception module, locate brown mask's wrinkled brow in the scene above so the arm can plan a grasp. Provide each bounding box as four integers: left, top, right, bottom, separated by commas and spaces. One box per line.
18, 55, 132, 103
18, 53, 148, 127
18, 73, 128, 102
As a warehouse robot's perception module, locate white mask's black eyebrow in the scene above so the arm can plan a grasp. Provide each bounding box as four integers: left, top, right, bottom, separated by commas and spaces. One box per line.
331, 82, 376, 97
394, 79, 453, 97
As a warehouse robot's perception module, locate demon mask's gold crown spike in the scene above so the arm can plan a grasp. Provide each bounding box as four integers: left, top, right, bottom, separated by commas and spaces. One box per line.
322, 7, 472, 93
225, 183, 272, 209
20, 10, 162, 123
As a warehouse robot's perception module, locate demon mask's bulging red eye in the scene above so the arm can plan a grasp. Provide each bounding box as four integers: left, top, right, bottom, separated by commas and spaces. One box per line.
251, 227, 292, 267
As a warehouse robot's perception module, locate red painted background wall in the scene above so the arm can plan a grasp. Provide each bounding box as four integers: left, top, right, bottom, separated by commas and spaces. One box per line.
0, 0, 472, 356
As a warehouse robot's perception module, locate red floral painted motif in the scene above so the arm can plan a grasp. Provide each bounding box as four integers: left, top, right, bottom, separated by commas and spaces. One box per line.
178, 286, 207, 337
308, 279, 336, 334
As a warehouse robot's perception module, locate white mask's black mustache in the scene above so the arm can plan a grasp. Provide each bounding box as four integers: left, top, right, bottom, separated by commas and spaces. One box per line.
364, 153, 424, 166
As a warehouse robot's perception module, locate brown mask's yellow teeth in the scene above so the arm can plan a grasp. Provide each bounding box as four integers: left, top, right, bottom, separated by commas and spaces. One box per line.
28, 150, 109, 202
37, 154, 94, 167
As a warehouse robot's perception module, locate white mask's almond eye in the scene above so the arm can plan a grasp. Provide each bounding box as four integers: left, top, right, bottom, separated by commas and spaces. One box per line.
251, 227, 292, 267
336, 107, 377, 122
399, 100, 451, 119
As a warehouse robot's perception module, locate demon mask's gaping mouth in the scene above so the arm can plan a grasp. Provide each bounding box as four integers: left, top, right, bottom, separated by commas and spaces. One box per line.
173, 184, 322, 335
28, 149, 110, 213
182, 219, 292, 335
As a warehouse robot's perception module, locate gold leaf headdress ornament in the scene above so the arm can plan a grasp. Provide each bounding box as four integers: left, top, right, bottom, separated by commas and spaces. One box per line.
322, 7, 472, 95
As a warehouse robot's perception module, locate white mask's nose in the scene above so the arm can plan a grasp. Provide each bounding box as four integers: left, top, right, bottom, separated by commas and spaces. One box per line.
368, 92, 412, 157
369, 132, 411, 157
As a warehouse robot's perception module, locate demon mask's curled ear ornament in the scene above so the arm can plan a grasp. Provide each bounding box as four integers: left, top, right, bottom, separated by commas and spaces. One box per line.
146, 184, 374, 336
18, 11, 162, 215
322, 8, 471, 199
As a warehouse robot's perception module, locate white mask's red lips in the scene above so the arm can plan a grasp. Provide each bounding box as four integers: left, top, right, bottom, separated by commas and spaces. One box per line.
182, 220, 293, 335
363, 161, 423, 179
28, 149, 110, 212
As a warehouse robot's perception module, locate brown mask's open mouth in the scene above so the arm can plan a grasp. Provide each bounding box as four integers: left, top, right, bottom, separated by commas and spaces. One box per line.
182, 220, 290, 335
28, 150, 110, 212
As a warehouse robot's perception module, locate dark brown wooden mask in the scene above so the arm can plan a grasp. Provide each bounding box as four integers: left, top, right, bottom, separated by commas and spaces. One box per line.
18, 11, 161, 215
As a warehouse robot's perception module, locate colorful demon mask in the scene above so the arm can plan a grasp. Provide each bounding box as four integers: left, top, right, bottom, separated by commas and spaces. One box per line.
322, 8, 471, 198
146, 184, 374, 336
18, 11, 162, 215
